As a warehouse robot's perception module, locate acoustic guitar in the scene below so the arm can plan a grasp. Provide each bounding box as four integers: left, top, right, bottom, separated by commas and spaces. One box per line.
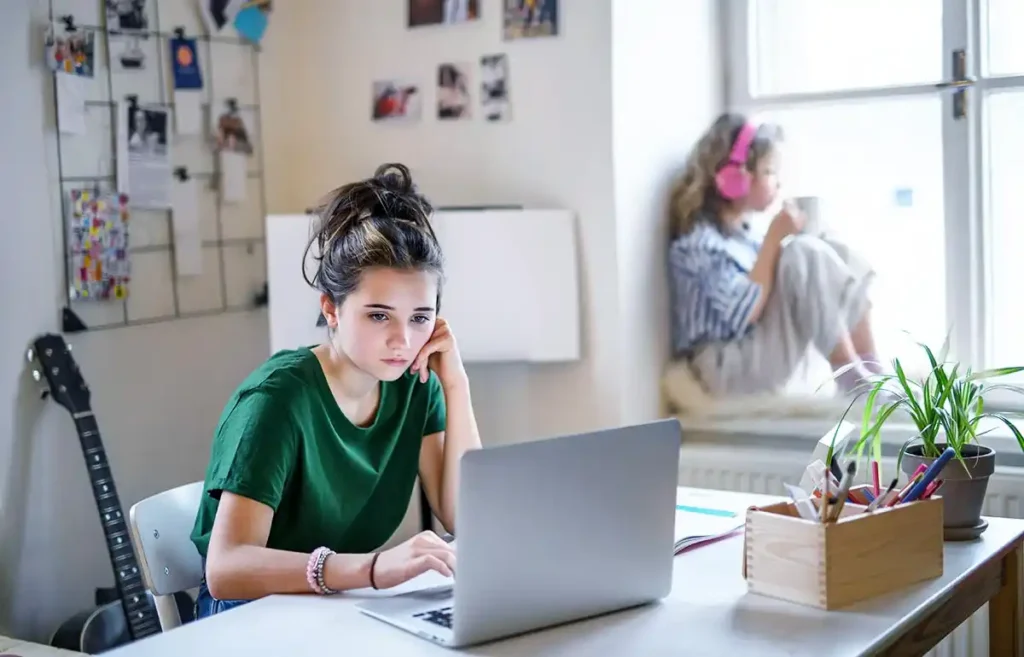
27, 333, 192, 653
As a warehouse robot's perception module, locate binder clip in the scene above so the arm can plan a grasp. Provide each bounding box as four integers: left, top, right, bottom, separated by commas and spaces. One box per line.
174, 167, 189, 182
61, 15, 77, 32
174, 26, 186, 39
226, 98, 238, 113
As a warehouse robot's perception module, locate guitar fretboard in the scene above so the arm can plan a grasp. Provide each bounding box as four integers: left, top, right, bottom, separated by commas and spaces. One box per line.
73, 412, 161, 640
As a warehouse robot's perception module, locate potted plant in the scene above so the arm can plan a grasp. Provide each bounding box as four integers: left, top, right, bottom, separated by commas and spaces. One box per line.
827, 339, 1024, 540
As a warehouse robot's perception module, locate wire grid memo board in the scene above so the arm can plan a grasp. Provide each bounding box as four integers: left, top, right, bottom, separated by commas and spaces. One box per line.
48, 0, 268, 333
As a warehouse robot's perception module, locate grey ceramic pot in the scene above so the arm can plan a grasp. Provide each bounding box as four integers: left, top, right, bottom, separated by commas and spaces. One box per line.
900, 443, 994, 536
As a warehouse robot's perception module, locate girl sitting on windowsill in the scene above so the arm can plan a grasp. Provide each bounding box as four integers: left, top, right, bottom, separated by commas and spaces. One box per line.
667, 112, 888, 400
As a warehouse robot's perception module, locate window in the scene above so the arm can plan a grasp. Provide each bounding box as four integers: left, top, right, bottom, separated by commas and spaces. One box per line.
725, 0, 1024, 407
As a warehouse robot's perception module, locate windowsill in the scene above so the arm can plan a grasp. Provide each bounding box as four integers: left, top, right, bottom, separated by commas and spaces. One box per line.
677, 412, 1024, 468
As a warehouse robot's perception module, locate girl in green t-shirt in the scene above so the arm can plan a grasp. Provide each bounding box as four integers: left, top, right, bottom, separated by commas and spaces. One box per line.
192, 163, 481, 617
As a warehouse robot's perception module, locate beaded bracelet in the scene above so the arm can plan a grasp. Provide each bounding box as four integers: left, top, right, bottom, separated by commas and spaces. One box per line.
306, 546, 337, 595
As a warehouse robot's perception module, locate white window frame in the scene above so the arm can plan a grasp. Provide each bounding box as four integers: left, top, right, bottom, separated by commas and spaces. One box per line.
721, 0, 1024, 413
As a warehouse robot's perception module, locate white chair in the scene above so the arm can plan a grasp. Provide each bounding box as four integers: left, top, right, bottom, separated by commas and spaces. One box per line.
128, 481, 204, 631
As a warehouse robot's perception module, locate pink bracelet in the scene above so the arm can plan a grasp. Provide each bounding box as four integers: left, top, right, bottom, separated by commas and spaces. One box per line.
306, 547, 334, 594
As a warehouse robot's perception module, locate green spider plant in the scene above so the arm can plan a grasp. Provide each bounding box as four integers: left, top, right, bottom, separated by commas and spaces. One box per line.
825, 338, 1024, 477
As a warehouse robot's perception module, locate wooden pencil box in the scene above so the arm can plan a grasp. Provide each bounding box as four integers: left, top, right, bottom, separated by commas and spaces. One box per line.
741, 495, 943, 610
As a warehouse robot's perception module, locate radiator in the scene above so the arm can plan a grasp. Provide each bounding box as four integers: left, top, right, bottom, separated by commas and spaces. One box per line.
677, 442, 1024, 657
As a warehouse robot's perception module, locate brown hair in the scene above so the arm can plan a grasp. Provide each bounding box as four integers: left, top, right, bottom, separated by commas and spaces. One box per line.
668, 112, 783, 239
303, 163, 444, 321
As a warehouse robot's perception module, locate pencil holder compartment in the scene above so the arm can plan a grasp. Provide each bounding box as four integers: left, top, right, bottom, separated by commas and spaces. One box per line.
741, 496, 943, 610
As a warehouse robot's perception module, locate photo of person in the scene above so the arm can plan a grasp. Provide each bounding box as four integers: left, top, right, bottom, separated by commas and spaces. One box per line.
45, 25, 95, 77
480, 54, 510, 121
408, 0, 479, 28
372, 80, 422, 121
117, 34, 145, 70
214, 107, 254, 154
503, 0, 558, 39
128, 106, 168, 153
106, 0, 148, 32
437, 63, 470, 120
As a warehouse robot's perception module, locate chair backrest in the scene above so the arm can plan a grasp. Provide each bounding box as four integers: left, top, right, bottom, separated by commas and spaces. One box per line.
128, 481, 204, 630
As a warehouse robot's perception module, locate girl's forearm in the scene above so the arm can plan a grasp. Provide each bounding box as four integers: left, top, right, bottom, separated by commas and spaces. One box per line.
439, 381, 482, 532
204, 544, 373, 600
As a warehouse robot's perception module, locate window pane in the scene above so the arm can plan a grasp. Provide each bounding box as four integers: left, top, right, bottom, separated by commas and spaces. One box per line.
751, 0, 943, 96
986, 91, 1024, 367
758, 97, 947, 368
985, 0, 1024, 77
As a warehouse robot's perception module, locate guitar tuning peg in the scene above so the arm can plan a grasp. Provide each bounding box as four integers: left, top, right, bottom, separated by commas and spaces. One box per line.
66, 343, 73, 352
26, 348, 34, 363
32, 369, 50, 400
32, 369, 41, 382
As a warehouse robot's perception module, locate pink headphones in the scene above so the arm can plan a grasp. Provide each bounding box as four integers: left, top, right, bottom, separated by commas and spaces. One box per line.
715, 122, 758, 200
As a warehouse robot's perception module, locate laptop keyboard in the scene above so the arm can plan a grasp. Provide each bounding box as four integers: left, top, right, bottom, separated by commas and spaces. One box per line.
413, 606, 453, 629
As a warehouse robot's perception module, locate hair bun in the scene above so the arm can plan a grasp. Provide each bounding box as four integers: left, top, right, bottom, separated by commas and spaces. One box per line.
373, 163, 414, 195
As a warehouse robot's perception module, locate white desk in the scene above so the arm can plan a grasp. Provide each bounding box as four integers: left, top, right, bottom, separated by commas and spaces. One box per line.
106, 488, 1024, 657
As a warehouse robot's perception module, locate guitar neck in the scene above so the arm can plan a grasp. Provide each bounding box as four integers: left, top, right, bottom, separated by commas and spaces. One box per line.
74, 411, 161, 640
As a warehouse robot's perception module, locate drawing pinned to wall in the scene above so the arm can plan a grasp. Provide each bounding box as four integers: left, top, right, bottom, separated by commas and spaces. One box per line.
503, 0, 557, 39
68, 189, 131, 301
409, 0, 479, 27
124, 99, 172, 208
372, 80, 422, 122
106, 0, 148, 32
199, 0, 246, 34
438, 63, 471, 120
481, 54, 510, 121
45, 22, 95, 77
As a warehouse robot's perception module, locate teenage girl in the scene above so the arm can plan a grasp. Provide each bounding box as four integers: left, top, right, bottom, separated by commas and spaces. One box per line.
667, 113, 885, 398
190, 163, 481, 617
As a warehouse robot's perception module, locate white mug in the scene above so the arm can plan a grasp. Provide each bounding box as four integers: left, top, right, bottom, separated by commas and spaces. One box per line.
793, 196, 824, 236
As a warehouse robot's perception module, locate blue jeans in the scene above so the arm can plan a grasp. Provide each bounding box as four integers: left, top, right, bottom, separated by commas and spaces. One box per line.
194, 560, 251, 619
194, 581, 250, 618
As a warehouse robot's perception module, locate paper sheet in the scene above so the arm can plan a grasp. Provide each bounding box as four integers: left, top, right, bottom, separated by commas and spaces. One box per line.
116, 100, 130, 195
220, 151, 247, 203
56, 73, 88, 135
673, 489, 747, 553
124, 103, 172, 208
173, 90, 203, 135
171, 178, 202, 275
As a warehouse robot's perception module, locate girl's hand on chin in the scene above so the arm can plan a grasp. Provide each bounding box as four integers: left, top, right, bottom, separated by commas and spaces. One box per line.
410, 317, 468, 389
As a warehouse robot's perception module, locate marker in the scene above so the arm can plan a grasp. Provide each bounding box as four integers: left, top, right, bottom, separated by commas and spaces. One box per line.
887, 473, 923, 507
871, 460, 881, 496
903, 447, 956, 503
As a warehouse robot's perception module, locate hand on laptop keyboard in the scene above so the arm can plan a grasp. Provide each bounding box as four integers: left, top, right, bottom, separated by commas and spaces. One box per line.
370, 530, 456, 589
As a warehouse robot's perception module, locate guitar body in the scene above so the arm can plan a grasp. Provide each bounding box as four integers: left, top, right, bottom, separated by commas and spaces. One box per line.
49, 588, 194, 654
29, 334, 190, 654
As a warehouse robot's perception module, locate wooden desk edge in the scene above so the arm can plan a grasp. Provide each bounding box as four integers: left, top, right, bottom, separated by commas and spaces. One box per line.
873, 528, 1024, 657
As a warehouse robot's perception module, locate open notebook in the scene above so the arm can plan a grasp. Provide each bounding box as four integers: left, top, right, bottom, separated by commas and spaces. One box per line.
673, 488, 750, 554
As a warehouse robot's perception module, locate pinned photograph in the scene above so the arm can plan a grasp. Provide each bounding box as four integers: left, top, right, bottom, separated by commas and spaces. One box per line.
124, 101, 172, 209
45, 24, 96, 77
437, 63, 471, 120
214, 104, 254, 154
106, 0, 148, 32
200, 0, 246, 34
503, 0, 558, 39
115, 34, 146, 70
372, 80, 422, 122
408, 0, 479, 28
480, 54, 510, 122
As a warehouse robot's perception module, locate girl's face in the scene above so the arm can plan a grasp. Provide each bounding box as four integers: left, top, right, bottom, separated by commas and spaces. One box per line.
322, 267, 438, 381
744, 149, 781, 213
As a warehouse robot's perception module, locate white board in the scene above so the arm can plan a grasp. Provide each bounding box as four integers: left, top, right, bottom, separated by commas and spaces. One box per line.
264, 208, 581, 363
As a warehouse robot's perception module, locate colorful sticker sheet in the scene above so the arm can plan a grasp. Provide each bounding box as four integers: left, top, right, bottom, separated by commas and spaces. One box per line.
68, 189, 131, 301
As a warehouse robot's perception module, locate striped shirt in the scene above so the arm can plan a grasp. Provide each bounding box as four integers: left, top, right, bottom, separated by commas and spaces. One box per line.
668, 217, 763, 357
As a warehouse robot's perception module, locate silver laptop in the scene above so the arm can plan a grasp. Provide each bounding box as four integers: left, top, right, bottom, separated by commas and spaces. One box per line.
357, 418, 681, 648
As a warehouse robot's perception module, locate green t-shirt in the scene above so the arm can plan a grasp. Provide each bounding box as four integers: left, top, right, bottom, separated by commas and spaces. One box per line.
189, 346, 447, 559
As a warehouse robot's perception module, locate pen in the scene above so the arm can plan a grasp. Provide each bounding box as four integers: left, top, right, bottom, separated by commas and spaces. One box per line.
887, 473, 923, 507
864, 477, 898, 513
903, 447, 956, 503
871, 460, 881, 497
828, 461, 857, 521
922, 479, 944, 499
